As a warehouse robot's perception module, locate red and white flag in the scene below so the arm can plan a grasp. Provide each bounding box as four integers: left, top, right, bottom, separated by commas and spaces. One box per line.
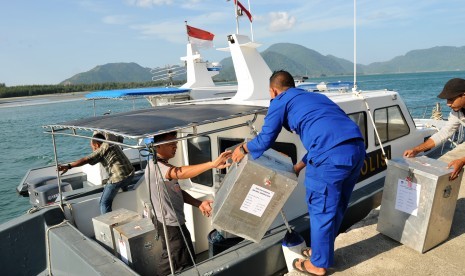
233, 0, 253, 22
186, 25, 215, 48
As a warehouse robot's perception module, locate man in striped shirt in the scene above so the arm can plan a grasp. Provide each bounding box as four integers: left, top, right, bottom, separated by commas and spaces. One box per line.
58, 133, 134, 214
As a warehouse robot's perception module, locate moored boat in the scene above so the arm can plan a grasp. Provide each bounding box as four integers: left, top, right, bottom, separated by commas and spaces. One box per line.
1, 30, 444, 275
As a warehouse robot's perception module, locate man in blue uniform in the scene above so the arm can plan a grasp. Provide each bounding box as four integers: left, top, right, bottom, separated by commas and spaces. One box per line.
232, 70, 366, 275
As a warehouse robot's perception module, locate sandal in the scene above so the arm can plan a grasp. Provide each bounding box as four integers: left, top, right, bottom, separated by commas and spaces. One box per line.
301, 246, 312, 258
292, 258, 326, 276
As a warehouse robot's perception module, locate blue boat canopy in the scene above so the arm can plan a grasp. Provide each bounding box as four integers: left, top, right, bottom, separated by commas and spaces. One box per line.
85, 87, 191, 100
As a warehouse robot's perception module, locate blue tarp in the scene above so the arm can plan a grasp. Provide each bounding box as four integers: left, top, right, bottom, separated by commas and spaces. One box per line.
85, 87, 191, 100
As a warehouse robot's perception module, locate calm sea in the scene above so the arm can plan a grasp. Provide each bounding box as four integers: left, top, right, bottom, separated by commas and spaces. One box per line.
0, 70, 464, 224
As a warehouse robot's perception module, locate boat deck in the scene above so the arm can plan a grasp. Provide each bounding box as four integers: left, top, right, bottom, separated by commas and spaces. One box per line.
284, 150, 465, 276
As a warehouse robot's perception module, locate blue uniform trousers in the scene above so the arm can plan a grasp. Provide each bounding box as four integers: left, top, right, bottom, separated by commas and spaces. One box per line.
305, 139, 365, 268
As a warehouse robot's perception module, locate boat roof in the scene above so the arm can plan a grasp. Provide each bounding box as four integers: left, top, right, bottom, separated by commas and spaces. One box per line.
44, 103, 267, 140
85, 87, 191, 100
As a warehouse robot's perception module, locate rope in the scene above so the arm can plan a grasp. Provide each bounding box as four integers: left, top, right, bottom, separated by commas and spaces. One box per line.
26, 201, 65, 214
430, 103, 443, 120
354, 91, 389, 165
46, 220, 70, 276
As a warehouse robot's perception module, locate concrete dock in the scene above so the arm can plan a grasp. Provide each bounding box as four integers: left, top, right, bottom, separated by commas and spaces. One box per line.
287, 152, 465, 276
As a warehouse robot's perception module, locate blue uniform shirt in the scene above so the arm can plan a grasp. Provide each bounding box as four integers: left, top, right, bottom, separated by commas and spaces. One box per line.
247, 87, 363, 164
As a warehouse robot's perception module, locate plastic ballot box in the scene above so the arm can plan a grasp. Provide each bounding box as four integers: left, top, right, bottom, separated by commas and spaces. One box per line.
113, 218, 159, 276
92, 208, 141, 253
212, 148, 298, 243
377, 156, 462, 253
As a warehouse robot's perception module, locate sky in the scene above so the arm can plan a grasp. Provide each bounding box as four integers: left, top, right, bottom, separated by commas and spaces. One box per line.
1, 0, 465, 86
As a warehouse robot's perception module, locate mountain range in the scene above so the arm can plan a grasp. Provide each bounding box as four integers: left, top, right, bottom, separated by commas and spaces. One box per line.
60, 44, 465, 84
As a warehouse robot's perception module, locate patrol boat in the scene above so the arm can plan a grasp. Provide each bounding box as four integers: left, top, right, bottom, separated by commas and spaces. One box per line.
0, 31, 445, 275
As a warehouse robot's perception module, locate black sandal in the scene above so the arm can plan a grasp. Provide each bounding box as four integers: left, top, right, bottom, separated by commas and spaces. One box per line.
301, 246, 312, 258
292, 258, 324, 276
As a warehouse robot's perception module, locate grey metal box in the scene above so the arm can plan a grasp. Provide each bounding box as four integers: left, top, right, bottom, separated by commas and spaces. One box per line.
212, 149, 298, 243
113, 218, 159, 276
29, 182, 72, 206
377, 156, 462, 253
92, 208, 140, 253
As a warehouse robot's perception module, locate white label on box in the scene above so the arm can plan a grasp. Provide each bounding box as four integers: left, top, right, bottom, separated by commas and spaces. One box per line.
395, 179, 421, 216
118, 239, 129, 265
240, 184, 275, 217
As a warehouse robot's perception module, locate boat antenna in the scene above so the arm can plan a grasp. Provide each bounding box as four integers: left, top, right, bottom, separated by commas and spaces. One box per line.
352, 0, 358, 92
233, 0, 240, 34
247, 0, 254, 41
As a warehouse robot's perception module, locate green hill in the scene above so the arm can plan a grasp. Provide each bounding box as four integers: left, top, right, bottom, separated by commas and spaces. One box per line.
60, 45, 465, 84
60, 62, 186, 85
214, 43, 357, 81
364, 46, 465, 74
60, 62, 152, 84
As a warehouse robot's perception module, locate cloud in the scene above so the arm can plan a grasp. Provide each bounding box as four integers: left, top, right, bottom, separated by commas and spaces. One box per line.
102, 15, 133, 25
268, 12, 296, 32
124, 0, 173, 8
180, 0, 202, 10
131, 21, 186, 43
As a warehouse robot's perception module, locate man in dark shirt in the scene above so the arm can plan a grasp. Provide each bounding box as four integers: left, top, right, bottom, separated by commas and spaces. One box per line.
58, 133, 134, 214
232, 70, 366, 275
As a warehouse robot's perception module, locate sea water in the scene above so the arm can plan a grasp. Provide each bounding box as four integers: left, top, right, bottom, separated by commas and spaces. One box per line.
0, 70, 464, 224
0, 97, 151, 223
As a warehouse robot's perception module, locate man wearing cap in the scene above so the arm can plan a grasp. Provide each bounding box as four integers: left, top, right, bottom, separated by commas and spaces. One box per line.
404, 78, 465, 180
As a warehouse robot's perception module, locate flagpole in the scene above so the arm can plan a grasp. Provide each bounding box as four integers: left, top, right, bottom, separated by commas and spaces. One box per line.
235, 0, 239, 34
353, 0, 357, 91
247, 0, 253, 41
185, 21, 190, 43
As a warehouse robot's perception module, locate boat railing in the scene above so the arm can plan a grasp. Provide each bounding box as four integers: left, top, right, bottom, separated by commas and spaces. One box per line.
408, 103, 445, 120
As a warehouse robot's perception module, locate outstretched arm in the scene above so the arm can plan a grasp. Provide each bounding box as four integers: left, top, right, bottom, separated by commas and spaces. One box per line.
166, 151, 232, 180
403, 138, 436, 158
57, 156, 90, 174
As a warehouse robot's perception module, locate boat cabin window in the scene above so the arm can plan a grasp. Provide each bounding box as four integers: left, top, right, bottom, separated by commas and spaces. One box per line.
374, 105, 410, 145
218, 137, 298, 167
347, 111, 367, 148
187, 136, 213, 187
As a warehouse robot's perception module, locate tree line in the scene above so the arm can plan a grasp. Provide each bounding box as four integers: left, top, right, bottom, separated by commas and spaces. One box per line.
0, 80, 185, 99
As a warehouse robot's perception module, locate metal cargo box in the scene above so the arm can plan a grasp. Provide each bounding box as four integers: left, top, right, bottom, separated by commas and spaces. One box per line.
212, 149, 298, 243
92, 208, 140, 253
377, 156, 462, 253
113, 218, 159, 276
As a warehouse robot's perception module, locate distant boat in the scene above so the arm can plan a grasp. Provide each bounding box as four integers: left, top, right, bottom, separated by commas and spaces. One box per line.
297, 80, 354, 92
207, 62, 223, 71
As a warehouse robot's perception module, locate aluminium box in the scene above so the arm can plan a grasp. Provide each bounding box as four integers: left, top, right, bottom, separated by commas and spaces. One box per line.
377, 156, 462, 253
212, 148, 298, 243
92, 208, 141, 253
113, 218, 159, 276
